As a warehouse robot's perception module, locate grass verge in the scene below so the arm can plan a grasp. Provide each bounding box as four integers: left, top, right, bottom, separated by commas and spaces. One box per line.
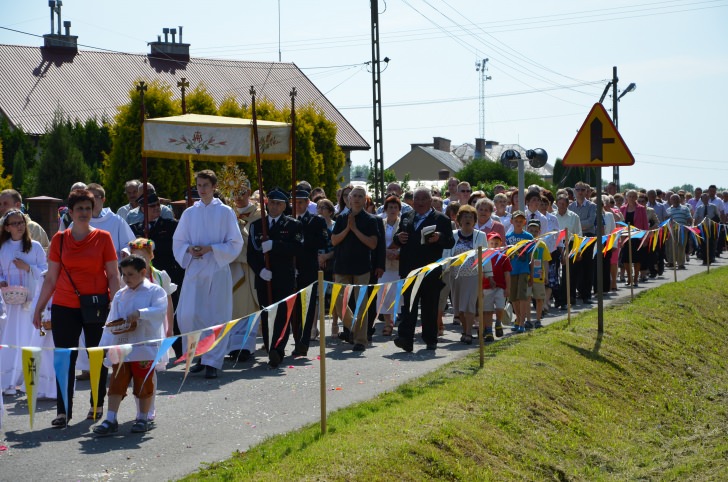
183, 269, 728, 481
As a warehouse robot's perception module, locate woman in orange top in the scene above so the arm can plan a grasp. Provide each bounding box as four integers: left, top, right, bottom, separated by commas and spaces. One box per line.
33, 189, 120, 428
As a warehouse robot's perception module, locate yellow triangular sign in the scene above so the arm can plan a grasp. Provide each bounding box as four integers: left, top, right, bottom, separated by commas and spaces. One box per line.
561, 103, 635, 167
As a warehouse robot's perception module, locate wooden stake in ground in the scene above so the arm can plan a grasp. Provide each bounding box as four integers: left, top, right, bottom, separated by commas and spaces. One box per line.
477, 246, 484, 368
318, 270, 327, 434
565, 229, 571, 325
672, 222, 678, 283
706, 219, 711, 274
628, 224, 634, 301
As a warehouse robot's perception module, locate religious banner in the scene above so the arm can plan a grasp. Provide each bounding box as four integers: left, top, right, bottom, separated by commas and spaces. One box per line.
142, 114, 291, 162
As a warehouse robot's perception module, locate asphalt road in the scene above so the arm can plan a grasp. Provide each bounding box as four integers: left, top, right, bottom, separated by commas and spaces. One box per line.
0, 257, 718, 481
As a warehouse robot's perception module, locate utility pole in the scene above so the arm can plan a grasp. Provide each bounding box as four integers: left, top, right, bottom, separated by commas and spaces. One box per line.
612, 66, 619, 190
370, 0, 385, 203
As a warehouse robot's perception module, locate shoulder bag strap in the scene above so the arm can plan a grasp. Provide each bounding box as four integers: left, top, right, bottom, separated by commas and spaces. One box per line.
59, 231, 81, 298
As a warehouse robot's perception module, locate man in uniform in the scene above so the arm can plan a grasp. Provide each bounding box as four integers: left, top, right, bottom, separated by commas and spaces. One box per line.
248, 188, 303, 367
392, 186, 455, 352
292, 189, 330, 356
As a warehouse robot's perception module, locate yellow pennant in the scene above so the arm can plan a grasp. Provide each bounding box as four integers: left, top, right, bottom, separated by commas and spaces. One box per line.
329, 283, 342, 317
87, 347, 105, 417
300, 285, 313, 331
362, 285, 381, 319
208, 319, 240, 352
22, 347, 41, 430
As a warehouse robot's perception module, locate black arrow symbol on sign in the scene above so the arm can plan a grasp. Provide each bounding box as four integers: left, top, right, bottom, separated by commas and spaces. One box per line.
590, 117, 614, 163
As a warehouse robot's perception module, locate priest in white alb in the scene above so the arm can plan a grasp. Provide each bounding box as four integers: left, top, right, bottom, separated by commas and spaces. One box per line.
173, 169, 243, 379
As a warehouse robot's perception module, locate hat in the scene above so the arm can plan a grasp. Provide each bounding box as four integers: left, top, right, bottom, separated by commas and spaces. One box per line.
486, 231, 502, 241
527, 219, 541, 229
136, 192, 160, 206
511, 210, 526, 220
294, 189, 311, 200
267, 187, 289, 202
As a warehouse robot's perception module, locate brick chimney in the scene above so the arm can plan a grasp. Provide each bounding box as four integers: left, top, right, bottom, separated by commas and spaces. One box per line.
474, 138, 485, 159
433, 136, 451, 152
149, 26, 190, 61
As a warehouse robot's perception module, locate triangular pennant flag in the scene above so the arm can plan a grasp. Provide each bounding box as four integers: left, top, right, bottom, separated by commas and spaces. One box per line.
409, 270, 429, 310
375, 282, 391, 319
53, 348, 72, 417
329, 283, 342, 317
207, 319, 240, 352
22, 347, 41, 430
142, 336, 178, 387
195, 325, 225, 357
107, 344, 134, 379
178, 332, 201, 392
265, 304, 279, 350
87, 347, 105, 417
300, 284, 313, 332
389, 279, 404, 316
555, 228, 566, 248
351, 286, 369, 328
274, 294, 298, 349
362, 285, 381, 320
239, 312, 261, 356
341, 285, 353, 319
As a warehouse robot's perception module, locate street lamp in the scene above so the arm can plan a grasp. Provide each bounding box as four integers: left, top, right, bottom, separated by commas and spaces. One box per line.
501, 148, 548, 211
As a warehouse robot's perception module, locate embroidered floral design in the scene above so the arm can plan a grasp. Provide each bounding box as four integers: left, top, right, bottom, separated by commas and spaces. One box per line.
168, 130, 227, 154
259, 131, 281, 152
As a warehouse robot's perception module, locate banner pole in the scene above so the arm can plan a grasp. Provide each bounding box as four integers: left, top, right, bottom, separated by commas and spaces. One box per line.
628, 224, 634, 301
318, 270, 327, 434
477, 247, 484, 368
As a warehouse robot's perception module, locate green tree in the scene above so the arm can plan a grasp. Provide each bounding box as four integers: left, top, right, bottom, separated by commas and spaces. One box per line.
457, 158, 550, 193
0, 118, 36, 179
31, 108, 90, 198
0, 139, 9, 191
218, 96, 245, 118
12, 149, 26, 192
102, 80, 184, 209
551, 158, 599, 189
184, 83, 218, 115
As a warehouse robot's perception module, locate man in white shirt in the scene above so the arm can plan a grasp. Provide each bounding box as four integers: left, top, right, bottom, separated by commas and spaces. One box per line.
173, 170, 244, 379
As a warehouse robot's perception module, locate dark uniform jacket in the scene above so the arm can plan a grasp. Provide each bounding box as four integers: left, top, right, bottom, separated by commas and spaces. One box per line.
248, 215, 303, 303
394, 208, 455, 277
131, 217, 185, 286
296, 211, 330, 286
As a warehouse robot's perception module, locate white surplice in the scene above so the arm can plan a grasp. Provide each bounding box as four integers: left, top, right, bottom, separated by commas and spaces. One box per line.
0, 239, 48, 393
173, 198, 243, 369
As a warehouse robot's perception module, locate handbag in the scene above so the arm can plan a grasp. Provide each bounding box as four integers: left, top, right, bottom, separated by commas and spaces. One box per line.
60, 232, 110, 324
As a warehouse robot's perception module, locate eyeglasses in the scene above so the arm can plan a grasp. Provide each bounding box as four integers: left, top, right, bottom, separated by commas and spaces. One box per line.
6, 221, 25, 227
459, 190, 472, 193
574, 188, 586, 191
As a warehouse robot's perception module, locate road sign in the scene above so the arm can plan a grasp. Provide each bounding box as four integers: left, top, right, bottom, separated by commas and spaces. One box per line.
561, 103, 635, 167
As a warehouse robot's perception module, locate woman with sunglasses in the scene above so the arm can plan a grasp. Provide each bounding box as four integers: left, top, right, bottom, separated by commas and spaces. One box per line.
0, 210, 48, 396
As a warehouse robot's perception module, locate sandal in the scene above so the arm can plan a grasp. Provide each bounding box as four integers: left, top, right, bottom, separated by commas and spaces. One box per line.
131, 419, 149, 433
87, 407, 103, 421
381, 325, 393, 336
93, 419, 118, 436
51, 414, 69, 428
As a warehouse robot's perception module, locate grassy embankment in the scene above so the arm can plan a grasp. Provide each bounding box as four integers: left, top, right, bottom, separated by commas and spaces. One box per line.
185, 269, 728, 481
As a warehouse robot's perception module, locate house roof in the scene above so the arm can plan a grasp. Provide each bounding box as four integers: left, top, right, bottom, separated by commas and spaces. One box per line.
417, 146, 466, 173
452, 142, 554, 177
0, 43, 369, 151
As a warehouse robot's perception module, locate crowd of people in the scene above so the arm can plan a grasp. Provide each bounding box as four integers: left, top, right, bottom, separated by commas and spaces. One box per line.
0, 171, 725, 434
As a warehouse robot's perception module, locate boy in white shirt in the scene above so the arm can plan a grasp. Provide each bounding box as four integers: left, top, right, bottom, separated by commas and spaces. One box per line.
93, 255, 168, 435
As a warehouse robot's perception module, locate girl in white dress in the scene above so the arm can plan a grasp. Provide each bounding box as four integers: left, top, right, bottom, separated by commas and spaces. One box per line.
0, 210, 48, 395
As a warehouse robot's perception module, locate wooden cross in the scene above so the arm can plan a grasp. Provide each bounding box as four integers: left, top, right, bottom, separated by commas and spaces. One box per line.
177, 77, 190, 114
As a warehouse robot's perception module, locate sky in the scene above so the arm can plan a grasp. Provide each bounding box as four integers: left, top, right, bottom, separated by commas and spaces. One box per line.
1, 0, 727, 190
